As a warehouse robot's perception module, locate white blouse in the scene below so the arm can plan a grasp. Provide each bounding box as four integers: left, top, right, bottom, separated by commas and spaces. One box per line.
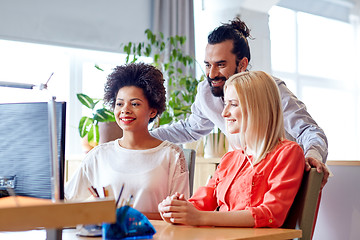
65, 140, 189, 212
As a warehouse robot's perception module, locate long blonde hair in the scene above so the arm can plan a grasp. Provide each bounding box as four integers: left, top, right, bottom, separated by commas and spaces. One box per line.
224, 71, 285, 165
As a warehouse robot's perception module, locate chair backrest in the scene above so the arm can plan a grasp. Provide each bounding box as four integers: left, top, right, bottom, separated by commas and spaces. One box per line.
182, 148, 196, 196
282, 168, 323, 240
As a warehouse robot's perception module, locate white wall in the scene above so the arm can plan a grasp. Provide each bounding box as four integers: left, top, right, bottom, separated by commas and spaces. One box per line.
193, 4, 272, 76
0, 0, 151, 52
313, 164, 360, 240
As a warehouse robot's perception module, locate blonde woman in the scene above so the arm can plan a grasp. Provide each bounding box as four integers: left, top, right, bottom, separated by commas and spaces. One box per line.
158, 71, 305, 228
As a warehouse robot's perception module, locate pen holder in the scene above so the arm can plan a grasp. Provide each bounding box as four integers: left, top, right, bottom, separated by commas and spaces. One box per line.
102, 206, 156, 240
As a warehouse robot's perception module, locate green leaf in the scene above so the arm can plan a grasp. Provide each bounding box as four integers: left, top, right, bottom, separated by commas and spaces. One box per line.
78, 116, 93, 138
124, 42, 132, 55
170, 37, 175, 46
151, 35, 156, 44
159, 111, 173, 125
173, 109, 183, 117
145, 29, 153, 41
77, 93, 95, 109
87, 124, 99, 144
137, 43, 142, 56
160, 42, 165, 51
154, 54, 160, 63
164, 63, 169, 71
179, 78, 187, 86
94, 64, 104, 71
94, 108, 115, 122
145, 45, 151, 56
176, 68, 183, 74
172, 49, 177, 59
179, 36, 186, 45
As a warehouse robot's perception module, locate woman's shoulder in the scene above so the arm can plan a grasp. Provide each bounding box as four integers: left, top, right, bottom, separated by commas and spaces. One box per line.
216, 150, 244, 168
83, 140, 118, 161
276, 139, 303, 152
271, 139, 305, 163
89, 140, 117, 152
159, 141, 183, 153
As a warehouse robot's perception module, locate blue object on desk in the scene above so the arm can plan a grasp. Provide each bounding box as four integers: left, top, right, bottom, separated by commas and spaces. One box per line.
102, 206, 156, 240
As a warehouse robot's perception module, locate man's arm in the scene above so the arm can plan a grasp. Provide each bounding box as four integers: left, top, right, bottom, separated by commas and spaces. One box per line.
275, 77, 328, 161
150, 116, 214, 143
150, 81, 217, 143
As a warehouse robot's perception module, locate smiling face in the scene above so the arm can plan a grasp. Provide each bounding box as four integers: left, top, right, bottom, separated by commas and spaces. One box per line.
114, 86, 157, 133
204, 40, 247, 97
221, 84, 247, 134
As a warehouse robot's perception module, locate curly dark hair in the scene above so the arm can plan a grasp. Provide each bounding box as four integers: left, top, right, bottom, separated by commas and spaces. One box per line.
104, 62, 166, 123
208, 17, 252, 66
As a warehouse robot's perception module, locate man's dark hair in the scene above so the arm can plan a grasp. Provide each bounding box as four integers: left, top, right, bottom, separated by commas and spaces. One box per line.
208, 17, 252, 65
104, 62, 166, 123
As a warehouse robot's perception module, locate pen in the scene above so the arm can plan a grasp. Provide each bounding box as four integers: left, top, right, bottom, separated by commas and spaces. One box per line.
116, 183, 125, 207
91, 186, 100, 198
126, 195, 134, 207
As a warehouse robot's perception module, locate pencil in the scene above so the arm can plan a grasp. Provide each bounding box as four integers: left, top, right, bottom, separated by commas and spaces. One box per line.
88, 187, 98, 198
103, 187, 108, 197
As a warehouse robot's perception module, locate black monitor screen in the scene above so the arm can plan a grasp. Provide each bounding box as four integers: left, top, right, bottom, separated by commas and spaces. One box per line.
0, 101, 66, 199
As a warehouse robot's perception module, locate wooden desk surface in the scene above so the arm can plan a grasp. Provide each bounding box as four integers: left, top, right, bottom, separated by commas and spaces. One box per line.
59, 220, 302, 240
0, 220, 301, 240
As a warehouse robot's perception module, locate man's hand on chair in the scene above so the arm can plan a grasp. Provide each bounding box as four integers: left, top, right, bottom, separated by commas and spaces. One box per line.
305, 157, 329, 189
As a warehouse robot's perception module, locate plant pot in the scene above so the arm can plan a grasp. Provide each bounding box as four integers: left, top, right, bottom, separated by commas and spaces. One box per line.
81, 122, 123, 153
81, 136, 98, 154
203, 132, 228, 158
98, 121, 123, 144
182, 139, 204, 157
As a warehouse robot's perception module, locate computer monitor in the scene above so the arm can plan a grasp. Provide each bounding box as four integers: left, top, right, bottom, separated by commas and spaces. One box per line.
0, 101, 66, 199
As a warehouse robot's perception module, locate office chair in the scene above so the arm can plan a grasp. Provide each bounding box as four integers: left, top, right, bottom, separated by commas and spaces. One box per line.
282, 168, 323, 240
182, 149, 196, 196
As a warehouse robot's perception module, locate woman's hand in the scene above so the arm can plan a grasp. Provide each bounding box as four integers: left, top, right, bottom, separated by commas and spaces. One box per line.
158, 192, 183, 223
158, 195, 175, 223
158, 192, 203, 226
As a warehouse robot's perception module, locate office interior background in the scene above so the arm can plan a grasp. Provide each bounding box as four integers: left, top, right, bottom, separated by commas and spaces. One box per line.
0, 0, 359, 239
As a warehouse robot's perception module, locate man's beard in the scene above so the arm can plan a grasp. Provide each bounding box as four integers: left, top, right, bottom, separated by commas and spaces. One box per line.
208, 76, 227, 97
207, 69, 238, 97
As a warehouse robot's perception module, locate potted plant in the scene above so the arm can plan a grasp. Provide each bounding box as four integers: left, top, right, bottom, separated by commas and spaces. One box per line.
122, 29, 204, 127
77, 29, 203, 151
77, 93, 120, 148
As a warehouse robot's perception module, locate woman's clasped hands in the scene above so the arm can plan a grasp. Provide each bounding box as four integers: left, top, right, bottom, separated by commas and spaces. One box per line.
158, 192, 203, 226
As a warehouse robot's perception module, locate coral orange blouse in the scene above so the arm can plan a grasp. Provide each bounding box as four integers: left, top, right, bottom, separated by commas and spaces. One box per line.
189, 139, 305, 227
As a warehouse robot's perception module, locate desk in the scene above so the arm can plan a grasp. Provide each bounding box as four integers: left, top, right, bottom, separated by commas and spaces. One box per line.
0, 220, 301, 240
59, 220, 302, 240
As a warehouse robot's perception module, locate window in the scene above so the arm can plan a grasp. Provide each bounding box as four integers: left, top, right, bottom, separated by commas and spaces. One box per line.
0, 40, 130, 156
269, 6, 360, 160
0, 40, 70, 103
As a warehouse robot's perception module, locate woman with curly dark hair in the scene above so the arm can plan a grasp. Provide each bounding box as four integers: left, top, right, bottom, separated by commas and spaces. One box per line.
66, 63, 189, 218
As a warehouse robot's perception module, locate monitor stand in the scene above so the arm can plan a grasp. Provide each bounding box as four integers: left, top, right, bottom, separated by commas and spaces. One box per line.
46, 229, 62, 240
